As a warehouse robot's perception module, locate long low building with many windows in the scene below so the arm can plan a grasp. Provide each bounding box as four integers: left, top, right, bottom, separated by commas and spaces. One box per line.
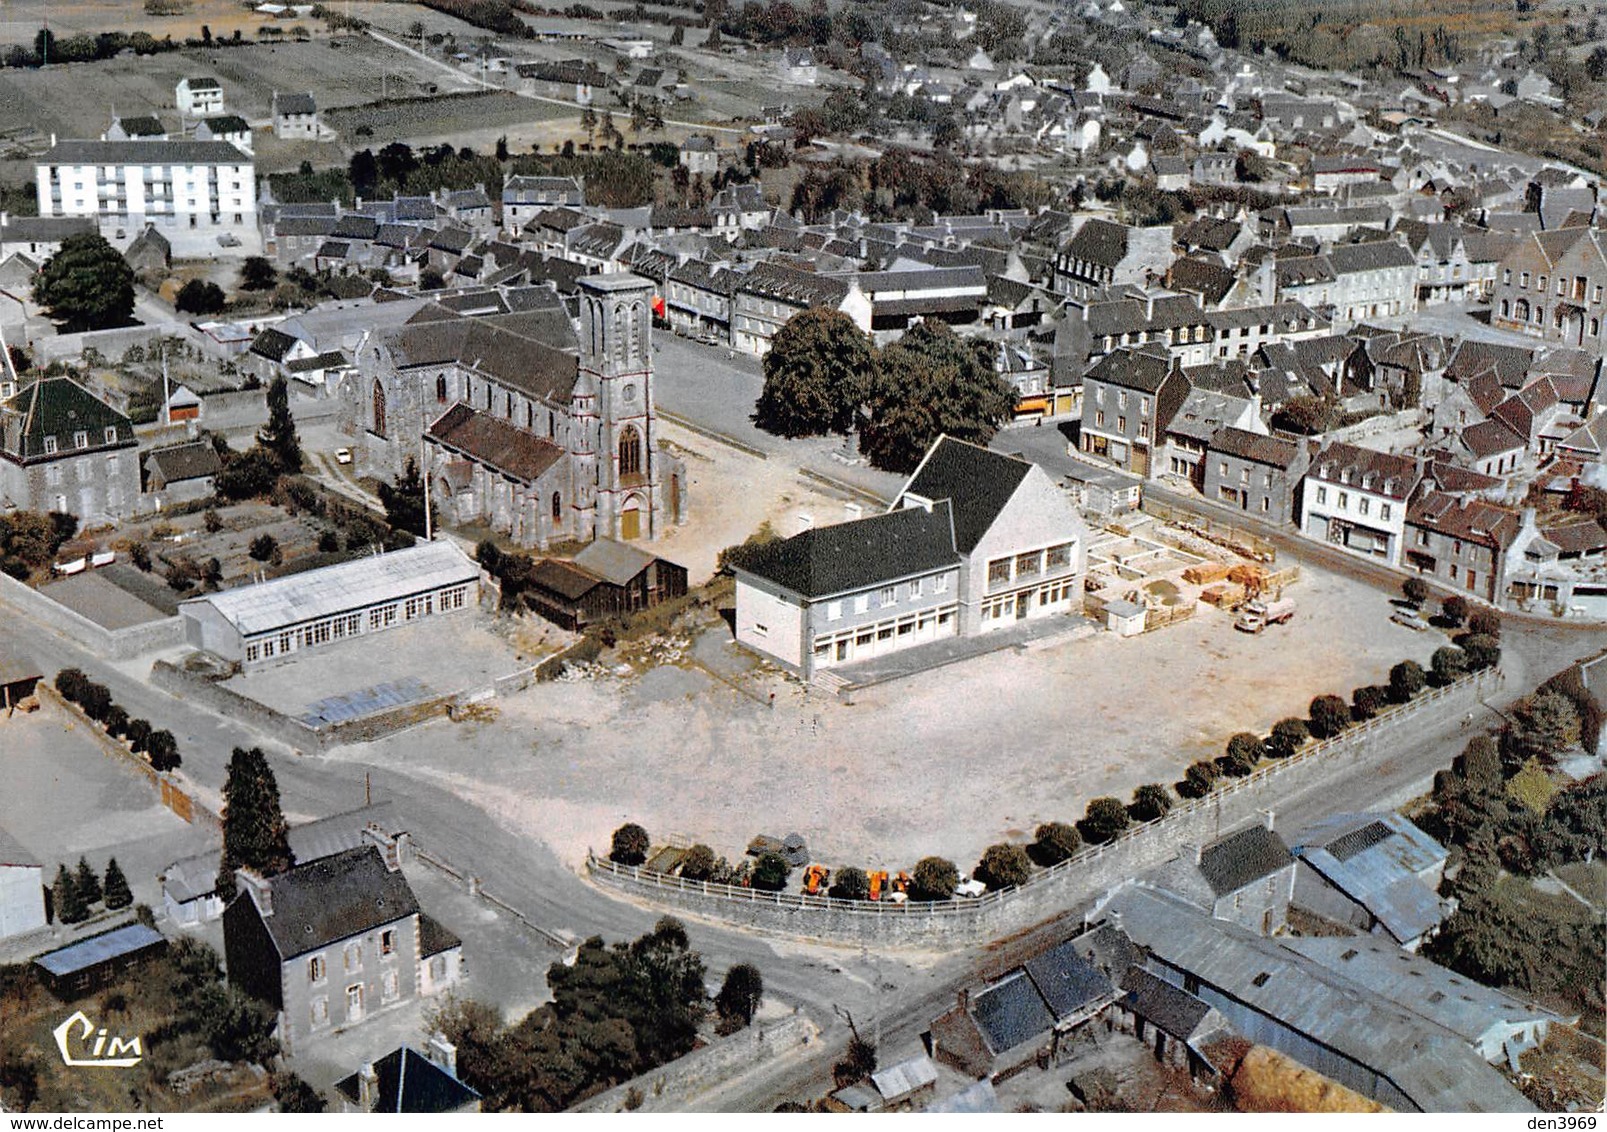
179, 542, 479, 667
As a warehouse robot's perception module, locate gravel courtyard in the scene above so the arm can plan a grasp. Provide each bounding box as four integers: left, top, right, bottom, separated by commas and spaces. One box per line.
337, 559, 1452, 878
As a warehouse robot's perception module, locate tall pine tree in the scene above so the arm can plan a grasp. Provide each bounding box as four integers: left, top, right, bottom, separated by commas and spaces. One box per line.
259, 376, 303, 473
76, 856, 103, 906
103, 857, 133, 910
54, 864, 88, 924
217, 746, 294, 893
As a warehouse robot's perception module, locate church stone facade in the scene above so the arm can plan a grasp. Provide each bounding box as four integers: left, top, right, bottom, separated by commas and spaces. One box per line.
338, 274, 685, 548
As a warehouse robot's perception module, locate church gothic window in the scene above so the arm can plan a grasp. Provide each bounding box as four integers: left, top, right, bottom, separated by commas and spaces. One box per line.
551, 491, 562, 520
613, 306, 628, 364
436, 375, 447, 403
372, 380, 387, 438
619, 425, 642, 478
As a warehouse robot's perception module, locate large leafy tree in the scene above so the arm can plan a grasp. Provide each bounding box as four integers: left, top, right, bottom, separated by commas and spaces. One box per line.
259, 377, 303, 473
859, 320, 1015, 473
715, 963, 764, 1031
34, 232, 136, 332
217, 746, 293, 892
752, 307, 873, 438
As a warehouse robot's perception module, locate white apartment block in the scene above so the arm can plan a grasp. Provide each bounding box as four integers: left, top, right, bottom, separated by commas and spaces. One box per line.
36, 139, 259, 255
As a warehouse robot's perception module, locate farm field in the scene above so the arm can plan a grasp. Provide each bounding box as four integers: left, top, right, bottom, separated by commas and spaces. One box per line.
0, 0, 278, 44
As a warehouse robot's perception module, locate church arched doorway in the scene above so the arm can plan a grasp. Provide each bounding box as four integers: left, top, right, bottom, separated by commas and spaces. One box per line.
620, 495, 642, 540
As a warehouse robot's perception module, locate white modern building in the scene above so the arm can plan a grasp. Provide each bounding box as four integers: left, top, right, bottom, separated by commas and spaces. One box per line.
0, 826, 46, 941
176, 77, 225, 118
35, 138, 258, 254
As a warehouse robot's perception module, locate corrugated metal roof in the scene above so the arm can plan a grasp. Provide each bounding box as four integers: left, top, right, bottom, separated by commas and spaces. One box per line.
1283, 937, 1568, 1047
871, 1055, 938, 1101
1292, 813, 1449, 944
1107, 887, 1533, 1113
35, 923, 165, 976
180, 542, 477, 637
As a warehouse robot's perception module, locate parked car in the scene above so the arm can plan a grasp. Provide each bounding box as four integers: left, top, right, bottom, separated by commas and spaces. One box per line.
334, 447, 353, 465
1391, 609, 1431, 631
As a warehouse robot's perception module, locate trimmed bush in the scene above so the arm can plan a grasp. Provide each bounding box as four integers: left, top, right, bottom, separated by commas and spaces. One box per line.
1032, 821, 1081, 865
1266, 717, 1309, 758
1389, 659, 1426, 702
1351, 684, 1388, 721
1129, 783, 1173, 822
1221, 732, 1262, 777
609, 822, 650, 866
974, 843, 1031, 891
1077, 797, 1130, 845
750, 851, 791, 892
1308, 694, 1351, 740
679, 844, 716, 882
910, 856, 958, 901
828, 866, 869, 901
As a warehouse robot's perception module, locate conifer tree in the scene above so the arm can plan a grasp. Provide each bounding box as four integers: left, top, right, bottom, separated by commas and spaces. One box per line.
103, 857, 133, 910
76, 856, 103, 906
54, 864, 88, 924
217, 746, 294, 892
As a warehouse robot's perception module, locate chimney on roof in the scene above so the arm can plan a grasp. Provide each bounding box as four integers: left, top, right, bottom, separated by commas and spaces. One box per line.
235, 867, 274, 917
957, 987, 969, 1010
357, 1062, 378, 1110
427, 1033, 459, 1077
1260, 807, 1276, 831
1179, 841, 1202, 865
362, 823, 408, 871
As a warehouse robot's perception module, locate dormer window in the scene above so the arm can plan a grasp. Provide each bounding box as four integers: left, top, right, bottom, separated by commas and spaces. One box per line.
43, 436, 57, 454
73, 431, 88, 449
103, 426, 118, 444
1339, 468, 1351, 485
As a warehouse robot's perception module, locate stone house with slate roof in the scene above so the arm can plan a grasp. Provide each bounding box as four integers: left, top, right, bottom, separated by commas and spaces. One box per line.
223, 842, 463, 1055
0, 376, 139, 523
141, 441, 222, 509
1491, 225, 1607, 354
1052, 219, 1175, 302
344, 273, 686, 547
272, 92, 320, 141
1153, 821, 1297, 935
1204, 427, 1308, 524
928, 938, 1119, 1079
733, 438, 1086, 675
1079, 345, 1191, 478
1297, 441, 1421, 566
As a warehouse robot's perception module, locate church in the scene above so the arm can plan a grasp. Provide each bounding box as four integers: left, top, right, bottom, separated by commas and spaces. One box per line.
337, 274, 686, 548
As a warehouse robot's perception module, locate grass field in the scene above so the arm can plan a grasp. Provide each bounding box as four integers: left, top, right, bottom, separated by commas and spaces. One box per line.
0, 0, 278, 45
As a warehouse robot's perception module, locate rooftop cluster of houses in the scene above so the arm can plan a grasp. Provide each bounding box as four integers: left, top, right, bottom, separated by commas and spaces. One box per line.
918, 813, 1565, 1114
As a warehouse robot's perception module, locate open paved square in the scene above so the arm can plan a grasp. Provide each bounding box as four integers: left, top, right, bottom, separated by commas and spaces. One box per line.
329, 557, 1455, 880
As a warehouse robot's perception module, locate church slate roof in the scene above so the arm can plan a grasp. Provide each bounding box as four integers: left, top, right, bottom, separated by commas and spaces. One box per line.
389, 315, 579, 404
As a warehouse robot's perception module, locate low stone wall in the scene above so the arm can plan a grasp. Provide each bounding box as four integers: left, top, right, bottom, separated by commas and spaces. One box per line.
149, 660, 325, 754
0, 571, 184, 659
36, 683, 221, 831
571, 1013, 819, 1113
588, 669, 1502, 948
151, 660, 466, 754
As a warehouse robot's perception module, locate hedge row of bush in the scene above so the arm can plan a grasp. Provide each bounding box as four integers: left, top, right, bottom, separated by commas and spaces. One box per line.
55, 667, 180, 771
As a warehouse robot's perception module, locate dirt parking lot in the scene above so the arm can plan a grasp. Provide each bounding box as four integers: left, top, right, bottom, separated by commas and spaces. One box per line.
333, 551, 1451, 880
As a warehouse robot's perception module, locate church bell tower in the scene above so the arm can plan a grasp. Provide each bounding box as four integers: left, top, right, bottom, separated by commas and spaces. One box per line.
577, 273, 662, 541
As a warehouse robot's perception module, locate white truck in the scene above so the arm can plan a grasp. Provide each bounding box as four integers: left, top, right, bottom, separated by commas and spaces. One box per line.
1234, 598, 1295, 633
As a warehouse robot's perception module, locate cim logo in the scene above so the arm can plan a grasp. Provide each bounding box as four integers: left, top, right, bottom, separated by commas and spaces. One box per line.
52, 1011, 143, 1068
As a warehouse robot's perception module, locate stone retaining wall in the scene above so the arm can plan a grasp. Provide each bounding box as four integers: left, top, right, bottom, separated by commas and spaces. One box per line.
589, 669, 1502, 948
571, 1013, 819, 1113
0, 571, 185, 659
